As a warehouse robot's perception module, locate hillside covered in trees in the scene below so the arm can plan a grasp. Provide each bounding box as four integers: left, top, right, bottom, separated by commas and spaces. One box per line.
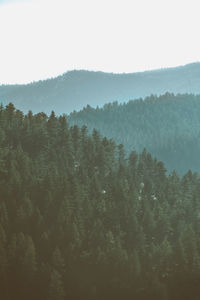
1, 103, 200, 299
69, 93, 200, 174
1, 62, 200, 115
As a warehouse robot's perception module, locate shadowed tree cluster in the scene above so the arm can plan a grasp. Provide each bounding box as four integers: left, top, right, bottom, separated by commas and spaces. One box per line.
0, 103, 200, 299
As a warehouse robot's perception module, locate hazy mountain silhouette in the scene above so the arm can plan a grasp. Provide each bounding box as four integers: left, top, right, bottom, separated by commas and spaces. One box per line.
69, 93, 200, 174
0, 62, 200, 114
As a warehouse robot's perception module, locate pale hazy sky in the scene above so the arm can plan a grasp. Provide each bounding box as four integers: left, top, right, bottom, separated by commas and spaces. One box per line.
0, 0, 200, 84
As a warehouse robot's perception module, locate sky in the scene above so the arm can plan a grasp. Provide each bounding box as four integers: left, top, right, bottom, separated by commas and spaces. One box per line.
0, 0, 200, 84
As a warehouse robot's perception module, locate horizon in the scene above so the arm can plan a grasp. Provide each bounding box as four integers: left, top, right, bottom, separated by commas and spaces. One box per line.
0, 0, 200, 84
1, 61, 200, 86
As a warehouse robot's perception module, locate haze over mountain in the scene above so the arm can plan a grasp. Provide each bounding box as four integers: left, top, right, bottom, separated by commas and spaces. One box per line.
0, 62, 200, 115
69, 93, 200, 175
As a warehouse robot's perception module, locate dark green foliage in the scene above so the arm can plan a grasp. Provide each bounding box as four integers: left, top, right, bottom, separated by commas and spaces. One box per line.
1, 103, 200, 299
69, 93, 200, 174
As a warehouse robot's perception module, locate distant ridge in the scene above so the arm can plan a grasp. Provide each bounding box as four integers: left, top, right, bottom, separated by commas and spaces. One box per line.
0, 62, 200, 114
69, 93, 200, 174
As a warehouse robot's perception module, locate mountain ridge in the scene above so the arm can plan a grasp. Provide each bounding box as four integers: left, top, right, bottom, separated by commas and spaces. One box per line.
2, 61, 200, 86
1, 62, 200, 114
69, 92, 200, 174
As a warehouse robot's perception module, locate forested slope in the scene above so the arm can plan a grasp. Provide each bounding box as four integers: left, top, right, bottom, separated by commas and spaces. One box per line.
1, 62, 200, 114
1, 104, 200, 299
69, 93, 200, 174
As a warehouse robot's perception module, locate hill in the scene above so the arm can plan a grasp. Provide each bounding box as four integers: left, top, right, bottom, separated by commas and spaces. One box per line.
69, 93, 200, 174
1, 103, 200, 299
1, 62, 200, 114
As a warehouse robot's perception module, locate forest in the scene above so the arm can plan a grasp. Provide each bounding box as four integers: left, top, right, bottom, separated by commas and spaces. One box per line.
1, 103, 200, 299
69, 93, 200, 174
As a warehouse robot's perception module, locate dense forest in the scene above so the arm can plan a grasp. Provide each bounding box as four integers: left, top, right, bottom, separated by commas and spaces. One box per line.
69, 93, 200, 174
1, 62, 200, 114
1, 103, 200, 299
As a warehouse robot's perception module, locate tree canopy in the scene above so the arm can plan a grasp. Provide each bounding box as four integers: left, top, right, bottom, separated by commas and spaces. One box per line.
0, 104, 200, 299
